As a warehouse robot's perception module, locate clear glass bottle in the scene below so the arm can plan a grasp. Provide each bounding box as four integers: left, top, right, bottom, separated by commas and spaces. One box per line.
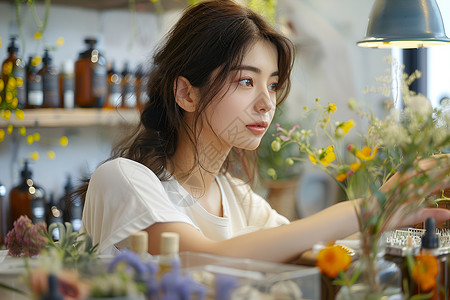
59, 60, 75, 109
158, 232, 181, 277
61, 175, 82, 231
130, 231, 153, 261
75, 38, 107, 108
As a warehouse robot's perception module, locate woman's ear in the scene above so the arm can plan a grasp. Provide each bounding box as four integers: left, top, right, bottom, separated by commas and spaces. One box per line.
174, 76, 199, 112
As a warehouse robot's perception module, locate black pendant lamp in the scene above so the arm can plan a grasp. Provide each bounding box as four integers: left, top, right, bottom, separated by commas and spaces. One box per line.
358, 0, 450, 48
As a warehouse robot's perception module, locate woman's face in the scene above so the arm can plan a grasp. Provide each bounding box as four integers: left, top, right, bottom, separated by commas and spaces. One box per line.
202, 39, 279, 152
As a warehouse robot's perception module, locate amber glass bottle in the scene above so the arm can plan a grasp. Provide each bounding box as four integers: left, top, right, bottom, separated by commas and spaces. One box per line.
121, 62, 136, 108
39, 49, 60, 108
75, 38, 107, 107
9, 161, 46, 229
104, 62, 122, 109
26, 56, 44, 109
1, 36, 26, 109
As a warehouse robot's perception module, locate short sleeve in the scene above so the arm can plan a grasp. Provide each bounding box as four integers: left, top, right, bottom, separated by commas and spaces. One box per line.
80, 158, 197, 254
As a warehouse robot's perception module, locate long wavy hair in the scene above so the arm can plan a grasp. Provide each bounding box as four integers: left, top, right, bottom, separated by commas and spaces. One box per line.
77, 0, 294, 200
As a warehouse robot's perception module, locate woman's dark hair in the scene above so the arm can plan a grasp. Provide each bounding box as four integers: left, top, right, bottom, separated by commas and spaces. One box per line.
77, 0, 294, 200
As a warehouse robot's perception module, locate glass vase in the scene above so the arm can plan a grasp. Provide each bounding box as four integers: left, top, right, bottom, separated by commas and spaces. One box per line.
335, 251, 403, 300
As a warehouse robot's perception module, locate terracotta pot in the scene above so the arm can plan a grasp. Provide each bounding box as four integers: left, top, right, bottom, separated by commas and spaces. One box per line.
264, 177, 300, 221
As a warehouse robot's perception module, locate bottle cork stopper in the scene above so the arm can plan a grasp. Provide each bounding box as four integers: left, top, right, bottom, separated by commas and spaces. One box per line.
130, 231, 148, 254
160, 232, 179, 255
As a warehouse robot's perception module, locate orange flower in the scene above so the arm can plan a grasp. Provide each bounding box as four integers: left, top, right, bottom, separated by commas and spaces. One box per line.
355, 146, 378, 161
412, 254, 439, 292
336, 173, 347, 182
316, 245, 351, 278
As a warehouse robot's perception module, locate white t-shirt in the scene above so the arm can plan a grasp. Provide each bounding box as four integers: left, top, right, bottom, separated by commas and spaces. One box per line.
80, 158, 289, 254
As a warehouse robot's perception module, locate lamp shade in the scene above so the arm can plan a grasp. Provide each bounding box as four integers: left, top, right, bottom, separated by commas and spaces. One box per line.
358, 0, 450, 48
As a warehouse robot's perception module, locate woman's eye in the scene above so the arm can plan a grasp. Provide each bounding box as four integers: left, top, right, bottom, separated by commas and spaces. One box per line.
238, 78, 253, 87
269, 82, 279, 91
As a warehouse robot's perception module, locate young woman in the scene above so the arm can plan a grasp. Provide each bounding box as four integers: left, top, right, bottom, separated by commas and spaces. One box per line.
80, 0, 450, 262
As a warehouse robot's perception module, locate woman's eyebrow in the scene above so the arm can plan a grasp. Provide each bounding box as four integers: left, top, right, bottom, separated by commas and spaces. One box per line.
234, 65, 278, 77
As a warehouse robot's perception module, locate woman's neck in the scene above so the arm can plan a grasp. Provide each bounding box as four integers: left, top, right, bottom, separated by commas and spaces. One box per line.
169, 126, 229, 198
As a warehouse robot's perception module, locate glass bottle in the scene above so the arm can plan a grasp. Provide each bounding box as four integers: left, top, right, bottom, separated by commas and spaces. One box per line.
158, 232, 181, 277
59, 60, 75, 109
26, 56, 44, 109
130, 231, 153, 261
46, 193, 63, 241
121, 62, 136, 108
0, 182, 6, 245
9, 160, 46, 228
135, 64, 149, 112
61, 175, 82, 231
75, 38, 107, 108
39, 49, 60, 108
104, 61, 122, 109
1, 36, 26, 109
417, 218, 447, 299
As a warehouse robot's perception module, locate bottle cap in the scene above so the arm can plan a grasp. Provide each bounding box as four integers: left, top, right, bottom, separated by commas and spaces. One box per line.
421, 217, 439, 249
160, 232, 179, 255
7, 36, 19, 54
21, 160, 32, 179
130, 231, 148, 254
42, 49, 52, 66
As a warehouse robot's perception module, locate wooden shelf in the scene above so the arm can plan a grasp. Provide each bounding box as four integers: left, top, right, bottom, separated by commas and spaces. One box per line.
0, 108, 140, 128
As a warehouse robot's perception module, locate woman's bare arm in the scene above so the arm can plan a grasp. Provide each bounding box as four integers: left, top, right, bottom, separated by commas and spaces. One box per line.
146, 200, 450, 263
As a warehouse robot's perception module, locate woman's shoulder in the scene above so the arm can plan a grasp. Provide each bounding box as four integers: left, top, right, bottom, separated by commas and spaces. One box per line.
91, 157, 161, 185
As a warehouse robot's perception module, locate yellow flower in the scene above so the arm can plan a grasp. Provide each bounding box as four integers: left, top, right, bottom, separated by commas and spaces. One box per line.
3, 61, 12, 75
0, 129, 4, 142
33, 132, 40, 142
309, 154, 318, 165
16, 77, 23, 87
0, 79, 4, 92
412, 254, 439, 292
316, 244, 351, 278
350, 162, 361, 172
2, 109, 11, 120
341, 120, 355, 134
336, 173, 347, 182
7, 125, 13, 134
15, 109, 24, 120
34, 32, 42, 40
19, 126, 26, 136
27, 135, 34, 145
327, 103, 337, 113
6, 91, 13, 102
56, 37, 65, 47
320, 145, 336, 166
7, 77, 16, 89
30, 151, 39, 161
31, 56, 42, 67
47, 151, 55, 160
355, 146, 378, 161
60, 136, 69, 147
11, 98, 18, 109
0, 36, 2, 48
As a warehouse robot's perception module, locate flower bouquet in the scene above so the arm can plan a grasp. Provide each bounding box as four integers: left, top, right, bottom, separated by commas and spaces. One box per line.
271, 61, 450, 298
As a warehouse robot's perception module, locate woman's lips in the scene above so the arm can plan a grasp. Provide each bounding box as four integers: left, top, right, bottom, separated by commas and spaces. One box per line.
246, 121, 268, 135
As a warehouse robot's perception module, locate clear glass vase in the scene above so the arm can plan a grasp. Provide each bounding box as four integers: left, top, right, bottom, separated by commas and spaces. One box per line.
335, 255, 403, 300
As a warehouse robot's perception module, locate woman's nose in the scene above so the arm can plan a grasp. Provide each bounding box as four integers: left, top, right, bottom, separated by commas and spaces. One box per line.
254, 90, 274, 113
